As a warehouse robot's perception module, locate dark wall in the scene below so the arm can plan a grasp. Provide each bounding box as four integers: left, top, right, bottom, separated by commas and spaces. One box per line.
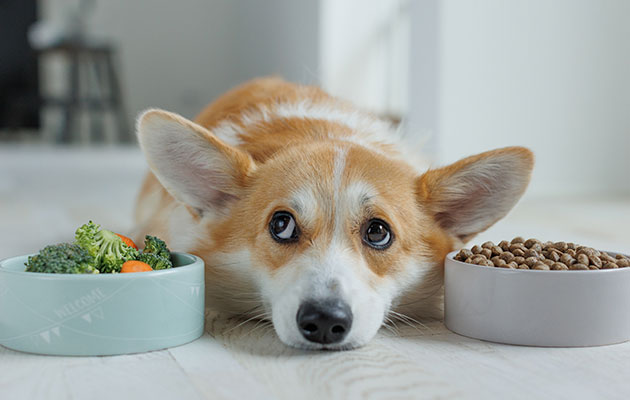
0, 0, 39, 129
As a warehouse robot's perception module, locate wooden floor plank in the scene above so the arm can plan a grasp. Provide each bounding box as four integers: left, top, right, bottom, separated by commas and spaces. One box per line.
167, 329, 277, 400
0, 346, 205, 400
208, 315, 461, 400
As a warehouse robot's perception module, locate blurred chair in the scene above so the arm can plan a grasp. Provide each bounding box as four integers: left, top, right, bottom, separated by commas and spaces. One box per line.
37, 41, 130, 143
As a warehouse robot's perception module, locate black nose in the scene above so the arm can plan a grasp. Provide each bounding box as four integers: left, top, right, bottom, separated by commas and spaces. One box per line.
296, 299, 353, 344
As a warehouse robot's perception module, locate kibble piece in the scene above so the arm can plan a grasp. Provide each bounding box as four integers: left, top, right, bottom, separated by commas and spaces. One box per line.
523, 249, 538, 258
615, 254, 628, 260
551, 262, 569, 270
465, 257, 473, 264
566, 249, 576, 257
524, 238, 540, 248
542, 259, 554, 266
518, 264, 530, 270
576, 253, 589, 266
533, 262, 550, 270
530, 243, 543, 253
476, 258, 489, 266
498, 240, 511, 251
506, 261, 518, 269
511, 236, 525, 244
491, 245, 503, 255
560, 253, 575, 266
617, 259, 630, 268
577, 247, 594, 257
472, 256, 486, 265
601, 254, 617, 263
509, 243, 526, 253
481, 241, 494, 249
513, 249, 526, 257
589, 255, 602, 268
547, 251, 561, 262
493, 258, 507, 267
456, 249, 473, 261
553, 241, 568, 251
567, 242, 577, 250
484, 260, 494, 267
588, 264, 600, 270
513, 256, 525, 265
500, 252, 515, 262
602, 262, 619, 269
525, 257, 539, 267
570, 263, 589, 271
471, 245, 482, 254
480, 248, 492, 259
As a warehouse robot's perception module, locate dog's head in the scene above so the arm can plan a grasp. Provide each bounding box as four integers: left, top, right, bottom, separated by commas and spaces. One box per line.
137, 109, 533, 350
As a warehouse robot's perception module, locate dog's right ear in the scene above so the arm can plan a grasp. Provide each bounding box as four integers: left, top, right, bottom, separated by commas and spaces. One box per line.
136, 109, 255, 216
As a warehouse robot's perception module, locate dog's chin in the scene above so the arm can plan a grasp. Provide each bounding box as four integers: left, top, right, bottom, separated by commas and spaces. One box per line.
270, 305, 385, 351
273, 324, 377, 351
281, 337, 367, 351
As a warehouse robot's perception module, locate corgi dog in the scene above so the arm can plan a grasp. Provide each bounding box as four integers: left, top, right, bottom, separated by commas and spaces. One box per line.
134, 77, 533, 350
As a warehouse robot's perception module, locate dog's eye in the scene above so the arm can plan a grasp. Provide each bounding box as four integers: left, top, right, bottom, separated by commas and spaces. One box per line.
269, 211, 299, 242
363, 219, 393, 249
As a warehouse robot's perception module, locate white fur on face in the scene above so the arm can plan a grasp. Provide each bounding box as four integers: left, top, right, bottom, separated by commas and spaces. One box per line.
254, 150, 401, 350
288, 187, 319, 227
261, 243, 388, 350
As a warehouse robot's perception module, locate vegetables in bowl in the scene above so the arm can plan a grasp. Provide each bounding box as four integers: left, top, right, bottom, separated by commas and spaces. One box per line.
25, 221, 173, 274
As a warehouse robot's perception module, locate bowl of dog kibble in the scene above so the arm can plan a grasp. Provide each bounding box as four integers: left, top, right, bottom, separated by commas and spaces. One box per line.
444, 237, 630, 347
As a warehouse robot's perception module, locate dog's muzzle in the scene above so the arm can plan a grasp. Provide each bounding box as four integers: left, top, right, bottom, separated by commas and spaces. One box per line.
296, 299, 353, 345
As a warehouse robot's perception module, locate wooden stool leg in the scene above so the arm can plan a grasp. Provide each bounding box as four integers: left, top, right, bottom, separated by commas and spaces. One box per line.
87, 54, 106, 142
59, 50, 80, 143
104, 52, 129, 143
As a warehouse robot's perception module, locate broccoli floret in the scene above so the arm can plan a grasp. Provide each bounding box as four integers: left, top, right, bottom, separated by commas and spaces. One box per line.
138, 253, 172, 270
142, 235, 171, 259
25, 243, 99, 274
140, 235, 172, 270
74, 221, 101, 259
75, 221, 139, 273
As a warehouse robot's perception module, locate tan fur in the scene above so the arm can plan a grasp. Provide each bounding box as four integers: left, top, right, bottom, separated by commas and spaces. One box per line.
134, 77, 534, 344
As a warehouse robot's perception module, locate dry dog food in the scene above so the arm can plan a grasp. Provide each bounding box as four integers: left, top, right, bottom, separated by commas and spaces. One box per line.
454, 237, 630, 270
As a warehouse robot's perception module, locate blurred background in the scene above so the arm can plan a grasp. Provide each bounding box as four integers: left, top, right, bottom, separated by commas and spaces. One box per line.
1, 0, 629, 257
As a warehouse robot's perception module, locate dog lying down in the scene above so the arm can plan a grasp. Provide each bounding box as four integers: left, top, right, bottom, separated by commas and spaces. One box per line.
134, 77, 533, 350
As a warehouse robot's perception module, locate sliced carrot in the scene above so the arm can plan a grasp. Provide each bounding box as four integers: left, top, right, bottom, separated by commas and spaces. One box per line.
115, 233, 138, 250
121, 260, 153, 273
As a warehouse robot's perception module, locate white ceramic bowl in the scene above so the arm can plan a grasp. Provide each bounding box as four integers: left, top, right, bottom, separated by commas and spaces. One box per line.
444, 251, 630, 347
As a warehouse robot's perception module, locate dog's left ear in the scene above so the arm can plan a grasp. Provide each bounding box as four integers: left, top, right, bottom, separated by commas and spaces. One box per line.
137, 109, 255, 216
416, 147, 534, 242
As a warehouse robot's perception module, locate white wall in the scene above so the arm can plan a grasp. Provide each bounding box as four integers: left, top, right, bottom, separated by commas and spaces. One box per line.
320, 0, 409, 116
409, 0, 630, 197
41, 0, 319, 124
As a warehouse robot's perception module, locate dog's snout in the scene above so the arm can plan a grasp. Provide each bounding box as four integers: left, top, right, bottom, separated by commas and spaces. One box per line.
296, 299, 352, 345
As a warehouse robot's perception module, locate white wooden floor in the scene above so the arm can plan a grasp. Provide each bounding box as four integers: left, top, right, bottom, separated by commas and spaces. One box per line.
2, 145, 630, 400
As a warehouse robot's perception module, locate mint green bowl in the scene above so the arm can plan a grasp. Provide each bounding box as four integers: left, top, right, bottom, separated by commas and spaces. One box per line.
0, 252, 204, 356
